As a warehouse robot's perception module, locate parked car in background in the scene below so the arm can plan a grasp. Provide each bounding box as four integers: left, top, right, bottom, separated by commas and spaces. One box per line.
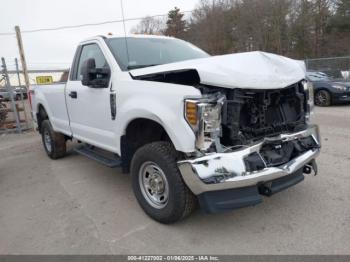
0, 88, 16, 101
307, 71, 350, 106
14, 86, 28, 100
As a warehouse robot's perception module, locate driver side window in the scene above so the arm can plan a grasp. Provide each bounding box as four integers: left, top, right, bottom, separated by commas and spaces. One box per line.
76, 44, 109, 81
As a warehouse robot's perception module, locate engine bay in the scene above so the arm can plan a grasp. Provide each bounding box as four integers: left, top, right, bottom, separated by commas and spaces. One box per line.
198, 82, 308, 147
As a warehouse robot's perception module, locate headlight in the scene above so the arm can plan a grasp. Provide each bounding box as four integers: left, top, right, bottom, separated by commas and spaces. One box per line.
202, 103, 222, 132
185, 94, 225, 150
332, 84, 347, 91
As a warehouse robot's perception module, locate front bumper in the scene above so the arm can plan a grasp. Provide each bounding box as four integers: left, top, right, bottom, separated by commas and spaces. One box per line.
178, 125, 321, 196
332, 92, 350, 103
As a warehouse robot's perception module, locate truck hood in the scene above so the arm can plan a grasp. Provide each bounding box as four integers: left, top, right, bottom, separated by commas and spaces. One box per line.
129, 51, 306, 90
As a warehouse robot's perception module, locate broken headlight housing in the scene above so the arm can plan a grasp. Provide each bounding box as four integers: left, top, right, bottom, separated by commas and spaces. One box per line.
303, 80, 314, 122
185, 94, 225, 151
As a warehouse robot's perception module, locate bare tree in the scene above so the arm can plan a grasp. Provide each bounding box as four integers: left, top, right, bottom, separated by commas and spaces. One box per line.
313, 0, 332, 56
186, 0, 234, 55
131, 16, 165, 35
149, 0, 348, 59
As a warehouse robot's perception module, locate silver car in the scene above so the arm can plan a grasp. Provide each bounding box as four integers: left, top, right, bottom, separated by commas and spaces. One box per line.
0, 88, 17, 101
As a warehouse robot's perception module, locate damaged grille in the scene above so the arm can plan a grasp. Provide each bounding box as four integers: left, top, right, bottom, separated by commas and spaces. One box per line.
200, 82, 307, 147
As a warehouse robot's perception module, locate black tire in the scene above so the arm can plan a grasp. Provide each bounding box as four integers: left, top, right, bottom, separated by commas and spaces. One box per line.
131, 142, 196, 224
315, 90, 331, 107
41, 120, 66, 159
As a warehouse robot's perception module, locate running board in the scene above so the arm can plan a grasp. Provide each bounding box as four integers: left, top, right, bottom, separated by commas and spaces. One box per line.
74, 145, 122, 168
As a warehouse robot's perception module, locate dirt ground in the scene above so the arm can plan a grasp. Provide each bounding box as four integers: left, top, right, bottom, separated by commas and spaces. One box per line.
0, 105, 349, 254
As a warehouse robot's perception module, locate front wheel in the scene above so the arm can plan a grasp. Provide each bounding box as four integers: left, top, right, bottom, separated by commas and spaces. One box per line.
315, 90, 331, 106
41, 119, 66, 159
131, 142, 196, 224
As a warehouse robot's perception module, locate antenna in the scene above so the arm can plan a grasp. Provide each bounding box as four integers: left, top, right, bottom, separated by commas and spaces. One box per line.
120, 0, 130, 67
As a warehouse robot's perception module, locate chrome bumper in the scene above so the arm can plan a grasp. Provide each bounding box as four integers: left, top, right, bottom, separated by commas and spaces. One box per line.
178, 125, 321, 195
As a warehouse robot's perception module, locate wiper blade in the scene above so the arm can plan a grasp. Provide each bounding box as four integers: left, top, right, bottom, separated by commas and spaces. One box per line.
127, 64, 160, 70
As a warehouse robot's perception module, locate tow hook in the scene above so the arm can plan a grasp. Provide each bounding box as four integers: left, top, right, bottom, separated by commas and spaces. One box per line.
303, 159, 318, 176
258, 182, 273, 197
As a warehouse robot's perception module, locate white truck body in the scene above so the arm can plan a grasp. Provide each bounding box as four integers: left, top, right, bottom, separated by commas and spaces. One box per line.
30, 35, 320, 222
31, 36, 200, 154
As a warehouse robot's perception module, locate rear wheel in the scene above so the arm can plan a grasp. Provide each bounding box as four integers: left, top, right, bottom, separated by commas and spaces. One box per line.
131, 142, 196, 224
41, 119, 66, 159
315, 90, 331, 107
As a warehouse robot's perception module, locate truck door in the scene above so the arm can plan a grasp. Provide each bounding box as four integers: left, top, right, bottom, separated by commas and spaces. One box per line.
65, 42, 117, 152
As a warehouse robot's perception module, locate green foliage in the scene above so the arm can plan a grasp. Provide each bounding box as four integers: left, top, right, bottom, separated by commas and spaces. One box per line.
164, 7, 187, 38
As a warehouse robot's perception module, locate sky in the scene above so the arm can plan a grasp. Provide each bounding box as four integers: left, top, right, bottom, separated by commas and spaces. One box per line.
0, 0, 198, 71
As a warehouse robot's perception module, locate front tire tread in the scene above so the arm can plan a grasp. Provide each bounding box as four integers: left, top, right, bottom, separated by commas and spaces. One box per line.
131, 142, 196, 224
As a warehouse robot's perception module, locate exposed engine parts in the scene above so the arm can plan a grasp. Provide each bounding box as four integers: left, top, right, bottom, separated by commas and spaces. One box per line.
199, 82, 307, 147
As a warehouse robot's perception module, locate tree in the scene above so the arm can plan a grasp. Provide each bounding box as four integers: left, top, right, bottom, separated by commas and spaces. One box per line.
329, 0, 350, 31
164, 7, 187, 38
289, 0, 315, 58
325, 0, 350, 55
131, 16, 165, 35
162, 0, 348, 58
186, 0, 234, 55
231, 0, 291, 54
185, 0, 234, 55
312, 0, 332, 56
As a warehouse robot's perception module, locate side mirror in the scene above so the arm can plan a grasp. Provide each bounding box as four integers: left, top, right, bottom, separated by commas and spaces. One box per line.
81, 58, 110, 88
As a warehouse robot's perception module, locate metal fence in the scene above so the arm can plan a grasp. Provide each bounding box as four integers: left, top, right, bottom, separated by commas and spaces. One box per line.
305, 56, 350, 80
1, 57, 68, 133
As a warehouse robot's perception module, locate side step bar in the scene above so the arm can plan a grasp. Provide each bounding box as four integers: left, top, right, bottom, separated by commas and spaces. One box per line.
74, 145, 122, 168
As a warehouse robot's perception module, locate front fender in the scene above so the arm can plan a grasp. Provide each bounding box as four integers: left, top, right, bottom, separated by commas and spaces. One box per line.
116, 80, 201, 153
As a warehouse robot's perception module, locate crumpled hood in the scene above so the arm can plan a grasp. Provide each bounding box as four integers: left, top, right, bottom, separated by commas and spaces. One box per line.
129, 51, 306, 89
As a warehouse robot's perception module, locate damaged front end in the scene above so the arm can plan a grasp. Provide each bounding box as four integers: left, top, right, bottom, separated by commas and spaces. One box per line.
179, 80, 320, 213
128, 49, 320, 213
184, 81, 314, 153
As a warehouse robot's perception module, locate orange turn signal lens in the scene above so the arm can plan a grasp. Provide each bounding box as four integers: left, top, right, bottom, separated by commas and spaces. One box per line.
185, 101, 198, 126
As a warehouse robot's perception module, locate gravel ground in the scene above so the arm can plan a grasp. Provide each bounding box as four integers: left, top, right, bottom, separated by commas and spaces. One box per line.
0, 105, 349, 255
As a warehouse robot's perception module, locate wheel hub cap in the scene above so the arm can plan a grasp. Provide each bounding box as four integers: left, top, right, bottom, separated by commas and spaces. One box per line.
44, 130, 52, 153
139, 161, 169, 209
316, 91, 327, 105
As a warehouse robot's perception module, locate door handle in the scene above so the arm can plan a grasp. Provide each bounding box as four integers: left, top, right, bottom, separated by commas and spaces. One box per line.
69, 91, 77, 99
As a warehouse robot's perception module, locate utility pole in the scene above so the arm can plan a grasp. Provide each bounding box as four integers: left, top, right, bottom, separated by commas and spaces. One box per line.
15, 25, 31, 129
15, 26, 30, 89
1, 57, 22, 133
15, 58, 29, 128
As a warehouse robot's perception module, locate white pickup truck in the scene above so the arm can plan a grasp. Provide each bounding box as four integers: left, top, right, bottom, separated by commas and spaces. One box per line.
30, 34, 320, 223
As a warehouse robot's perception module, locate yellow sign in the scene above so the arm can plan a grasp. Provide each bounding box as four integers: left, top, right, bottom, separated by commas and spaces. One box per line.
36, 76, 53, 85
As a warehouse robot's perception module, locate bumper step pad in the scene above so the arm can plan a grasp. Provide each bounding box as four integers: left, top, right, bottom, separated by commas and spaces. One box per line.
198, 169, 304, 213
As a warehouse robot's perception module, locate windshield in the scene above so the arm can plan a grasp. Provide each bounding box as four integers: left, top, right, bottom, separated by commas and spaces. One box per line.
307, 72, 330, 81
106, 37, 209, 71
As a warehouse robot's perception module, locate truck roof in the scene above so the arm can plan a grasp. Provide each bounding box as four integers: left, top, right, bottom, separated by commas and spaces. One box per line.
81, 34, 175, 43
